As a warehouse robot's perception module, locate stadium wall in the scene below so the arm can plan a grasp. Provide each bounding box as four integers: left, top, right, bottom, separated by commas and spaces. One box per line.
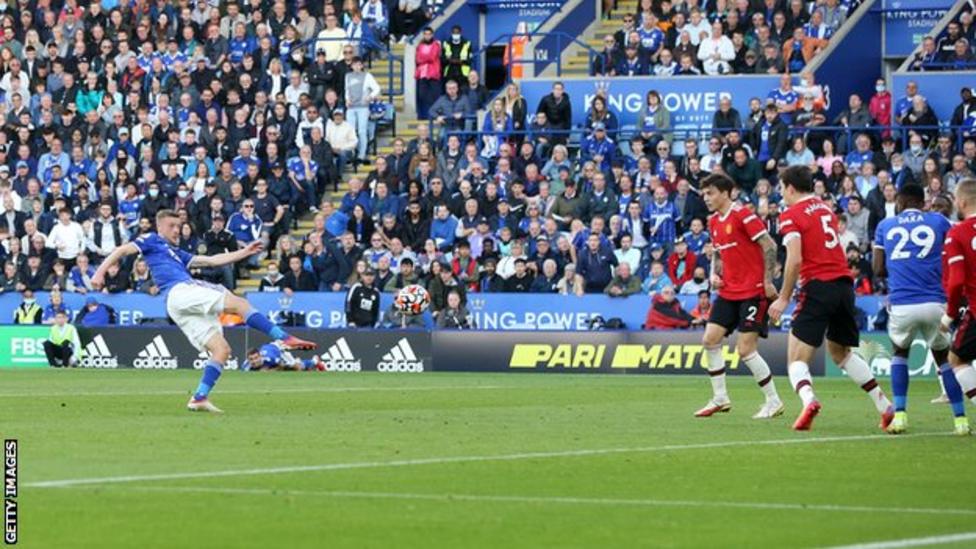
0, 292, 890, 331
891, 70, 976, 123
0, 326, 827, 376
811, 0, 883, 119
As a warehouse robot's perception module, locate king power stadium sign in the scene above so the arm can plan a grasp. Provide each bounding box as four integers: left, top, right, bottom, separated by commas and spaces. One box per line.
519, 75, 782, 130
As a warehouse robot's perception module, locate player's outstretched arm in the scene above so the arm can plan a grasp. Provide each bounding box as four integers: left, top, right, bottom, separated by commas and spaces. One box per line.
190, 241, 263, 268
769, 236, 801, 322
91, 242, 140, 289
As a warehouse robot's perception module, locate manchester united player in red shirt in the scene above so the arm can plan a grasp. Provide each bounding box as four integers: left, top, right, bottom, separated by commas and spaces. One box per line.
769, 166, 893, 431
940, 178, 976, 410
695, 174, 784, 419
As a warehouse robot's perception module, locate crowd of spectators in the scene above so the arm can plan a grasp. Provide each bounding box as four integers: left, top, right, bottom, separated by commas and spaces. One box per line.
0, 0, 439, 303
590, 0, 861, 78
909, 5, 976, 71
283, 74, 976, 325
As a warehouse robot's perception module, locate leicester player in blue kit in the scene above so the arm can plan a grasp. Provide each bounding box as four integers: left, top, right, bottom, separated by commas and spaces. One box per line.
91, 210, 317, 413
243, 342, 326, 372
872, 185, 969, 435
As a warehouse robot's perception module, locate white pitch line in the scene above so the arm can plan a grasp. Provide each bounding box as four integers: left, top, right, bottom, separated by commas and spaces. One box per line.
87, 485, 976, 518
0, 385, 513, 398
24, 432, 948, 489
823, 531, 976, 549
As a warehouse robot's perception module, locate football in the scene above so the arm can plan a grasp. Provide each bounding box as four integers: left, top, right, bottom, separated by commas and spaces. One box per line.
394, 284, 431, 316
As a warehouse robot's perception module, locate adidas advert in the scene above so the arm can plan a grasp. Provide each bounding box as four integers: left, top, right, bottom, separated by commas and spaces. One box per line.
134, 335, 179, 369
377, 338, 424, 373
319, 337, 362, 372
81, 335, 119, 369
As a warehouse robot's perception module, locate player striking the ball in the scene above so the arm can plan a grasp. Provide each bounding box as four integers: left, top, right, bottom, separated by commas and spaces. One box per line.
872, 184, 969, 435
939, 178, 976, 426
92, 210, 316, 413
769, 166, 893, 431
695, 173, 783, 419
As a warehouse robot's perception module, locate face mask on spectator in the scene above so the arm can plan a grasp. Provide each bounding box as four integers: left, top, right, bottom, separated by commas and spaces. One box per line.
910, 144, 922, 153
452, 33, 461, 43
149, 189, 159, 198
875, 84, 885, 93
177, 190, 189, 199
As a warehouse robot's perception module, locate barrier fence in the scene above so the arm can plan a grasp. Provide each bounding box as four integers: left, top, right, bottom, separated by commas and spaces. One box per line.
0, 325, 944, 380
0, 325, 817, 376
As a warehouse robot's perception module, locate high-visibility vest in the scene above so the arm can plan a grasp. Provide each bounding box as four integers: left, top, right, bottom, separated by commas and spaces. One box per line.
443, 40, 471, 77
14, 302, 41, 324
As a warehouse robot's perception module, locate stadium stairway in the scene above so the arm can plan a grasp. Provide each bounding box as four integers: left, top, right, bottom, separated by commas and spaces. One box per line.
234, 42, 415, 293
560, 0, 638, 77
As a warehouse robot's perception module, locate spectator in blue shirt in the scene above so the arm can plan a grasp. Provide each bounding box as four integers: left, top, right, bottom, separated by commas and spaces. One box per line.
287, 146, 320, 213
227, 199, 265, 268
580, 123, 615, 172
228, 23, 256, 65
576, 232, 618, 293
643, 186, 679, 250
430, 204, 459, 252
340, 177, 372, 216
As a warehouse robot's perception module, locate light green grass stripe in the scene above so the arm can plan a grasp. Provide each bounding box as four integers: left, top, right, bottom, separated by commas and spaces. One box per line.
25, 432, 949, 489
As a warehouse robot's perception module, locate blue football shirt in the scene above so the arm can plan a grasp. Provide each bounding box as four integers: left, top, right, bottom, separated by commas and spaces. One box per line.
132, 233, 195, 293
874, 209, 950, 306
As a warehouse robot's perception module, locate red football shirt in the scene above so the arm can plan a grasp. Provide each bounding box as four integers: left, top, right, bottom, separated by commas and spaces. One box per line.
709, 204, 767, 300
943, 218, 976, 317
778, 196, 852, 286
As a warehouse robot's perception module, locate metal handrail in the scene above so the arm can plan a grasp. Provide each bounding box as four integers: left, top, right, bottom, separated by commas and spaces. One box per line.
468, 31, 602, 82
433, 123, 973, 155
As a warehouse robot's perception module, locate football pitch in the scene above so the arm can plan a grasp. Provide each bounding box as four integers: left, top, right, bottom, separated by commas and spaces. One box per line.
5, 369, 976, 548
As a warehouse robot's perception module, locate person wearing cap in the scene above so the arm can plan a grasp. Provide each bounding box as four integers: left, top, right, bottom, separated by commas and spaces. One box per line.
344, 266, 380, 327
667, 236, 698, 288
325, 107, 358, 175
74, 295, 117, 327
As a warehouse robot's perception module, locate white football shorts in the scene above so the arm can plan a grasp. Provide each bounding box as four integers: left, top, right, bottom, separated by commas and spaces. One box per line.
166, 281, 228, 351
888, 302, 949, 351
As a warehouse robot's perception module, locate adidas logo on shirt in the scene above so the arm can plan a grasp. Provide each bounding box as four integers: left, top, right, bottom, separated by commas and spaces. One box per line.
377, 338, 424, 373
193, 350, 240, 371
320, 337, 361, 372
81, 335, 119, 369
134, 335, 179, 369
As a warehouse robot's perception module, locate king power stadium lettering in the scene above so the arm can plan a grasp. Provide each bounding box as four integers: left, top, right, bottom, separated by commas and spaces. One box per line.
509, 343, 740, 370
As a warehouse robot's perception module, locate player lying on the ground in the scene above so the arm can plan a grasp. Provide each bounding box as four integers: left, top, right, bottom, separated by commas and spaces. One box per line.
695, 173, 784, 420
769, 166, 894, 431
939, 178, 976, 420
244, 342, 326, 371
91, 209, 316, 413
872, 184, 969, 435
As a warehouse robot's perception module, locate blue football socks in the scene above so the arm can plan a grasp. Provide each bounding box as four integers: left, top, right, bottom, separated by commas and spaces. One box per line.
891, 356, 909, 412
245, 310, 288, 340
193, 360, 223, 401
940, 363, 967, 418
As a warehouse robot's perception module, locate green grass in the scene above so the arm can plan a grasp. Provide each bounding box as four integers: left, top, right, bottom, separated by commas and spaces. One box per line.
5, 369, 976, 548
